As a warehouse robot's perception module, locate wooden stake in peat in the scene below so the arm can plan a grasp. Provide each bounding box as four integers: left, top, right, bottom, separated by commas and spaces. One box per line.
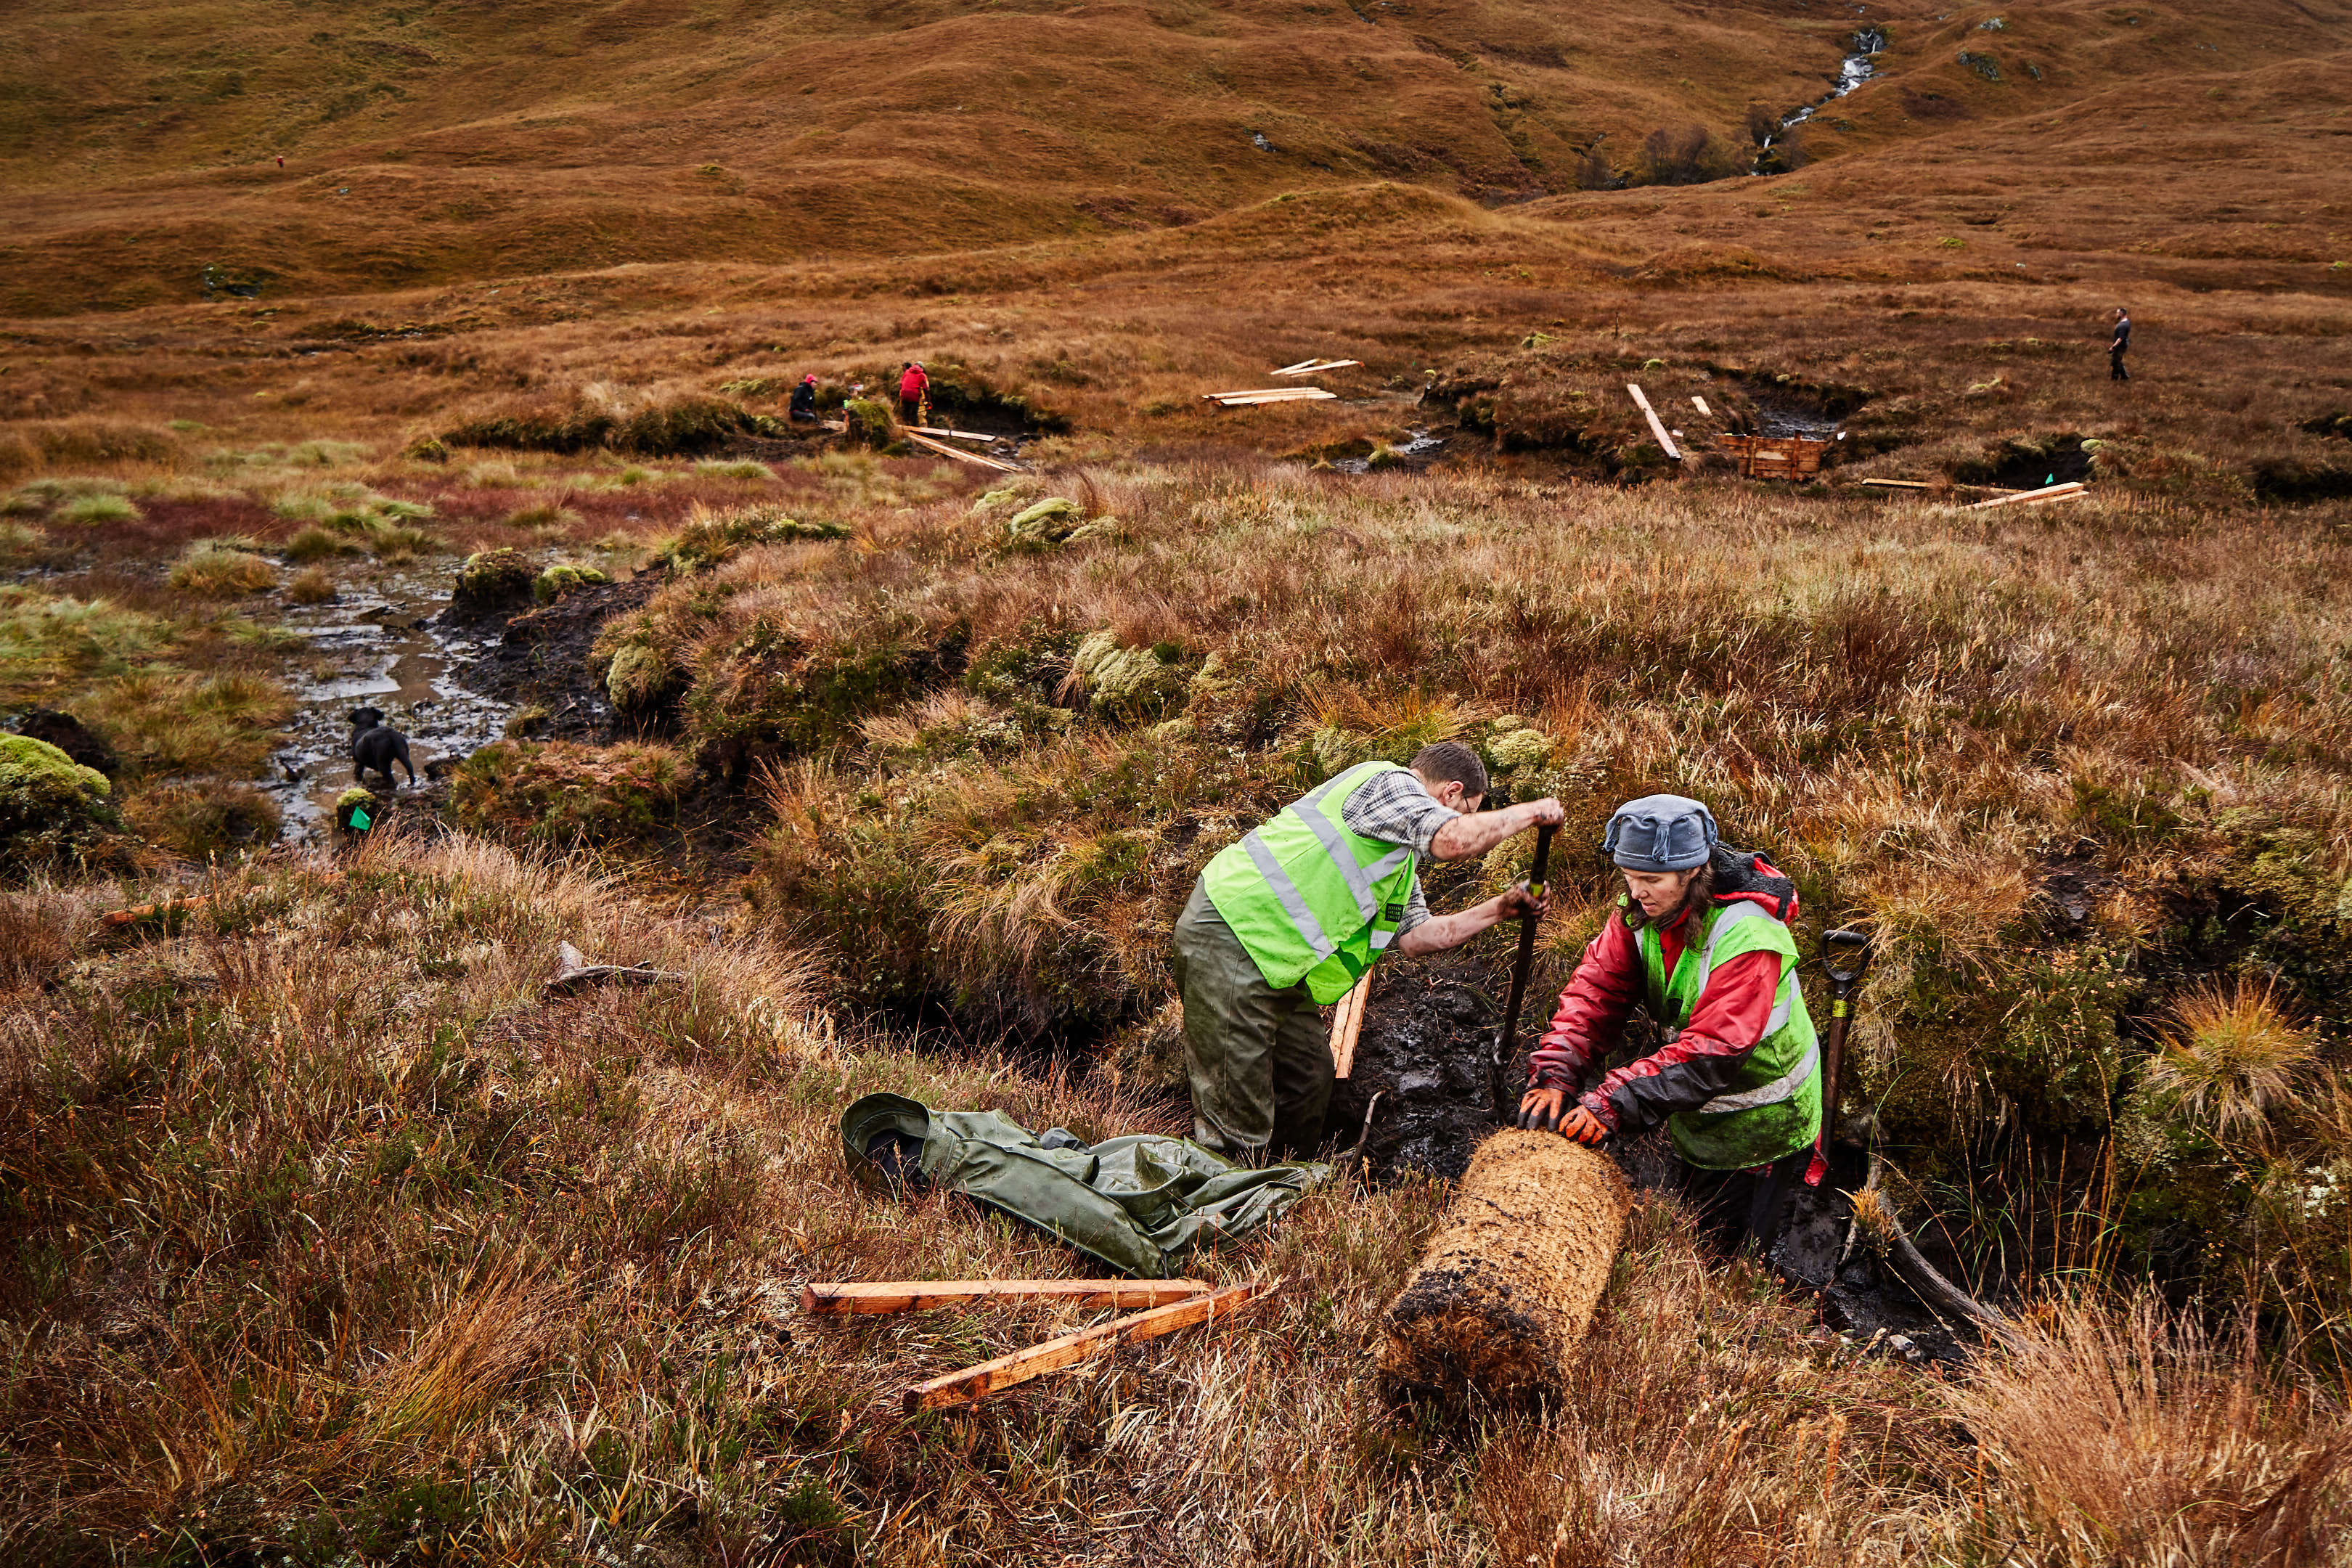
1329, 974, 1372, 1079
802, 1279, 1211, 1315
1379, 1131, 1630, 1398
902, 1281, 1260, 1413
1625, 383, 1682, 462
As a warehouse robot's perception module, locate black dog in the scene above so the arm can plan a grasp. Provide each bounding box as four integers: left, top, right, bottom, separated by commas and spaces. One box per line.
349, 707, 416, 788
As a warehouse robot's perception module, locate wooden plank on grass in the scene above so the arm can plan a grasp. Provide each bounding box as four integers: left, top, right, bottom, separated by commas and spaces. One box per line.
1858, 478, 1932, 489
1207, 389, 1339, 407
906, 426, 1001, 444
1330, 973, 1371, 1079
1625, 383, 1681, 462
1272, 359, 1360, 377
802, 1279, 1212, 1315
903, 430, 1024, 472
903, 1282, 1262, 1413
1965, 481, 2085, 510
1691, 396, 1712, 417
1273, 358, 1322, 375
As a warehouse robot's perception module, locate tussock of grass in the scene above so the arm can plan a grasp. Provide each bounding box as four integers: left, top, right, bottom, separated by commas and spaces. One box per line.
166, 542, 278, 596
57, 492, 139, 526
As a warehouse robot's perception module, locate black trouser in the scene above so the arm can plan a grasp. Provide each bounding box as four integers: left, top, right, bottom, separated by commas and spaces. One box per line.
1671, 1147, 1812, 1259
900, 396, 922, 424
2110, 349, 2128, 381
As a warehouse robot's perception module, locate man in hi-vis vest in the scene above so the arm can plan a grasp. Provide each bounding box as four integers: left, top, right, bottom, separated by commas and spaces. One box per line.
1176, 741, 1564, 1161
1516, 794, 1821, 1257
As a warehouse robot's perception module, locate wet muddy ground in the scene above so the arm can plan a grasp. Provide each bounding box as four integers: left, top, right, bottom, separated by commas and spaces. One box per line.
262, 552, 653, 841
1331, 953, 1975, 1360
264, 559, 518, 838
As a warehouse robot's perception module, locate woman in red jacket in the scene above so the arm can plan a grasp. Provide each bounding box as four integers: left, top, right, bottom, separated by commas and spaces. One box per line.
897, 362, 929, 425
1517, 794, 1823, 1258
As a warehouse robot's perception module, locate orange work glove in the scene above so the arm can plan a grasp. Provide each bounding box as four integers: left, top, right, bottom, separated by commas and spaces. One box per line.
1516, 1085, 1567, 1132
1558, 1106, 1609, 1146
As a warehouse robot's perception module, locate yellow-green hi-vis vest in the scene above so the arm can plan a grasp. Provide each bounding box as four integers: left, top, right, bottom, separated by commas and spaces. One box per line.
1201, 761, 1421, 1005
1638, 899, 1822, 1170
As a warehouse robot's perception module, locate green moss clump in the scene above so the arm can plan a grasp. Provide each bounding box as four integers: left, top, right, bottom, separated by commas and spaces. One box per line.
841, 399, 898, 450
0, 734, 118, 874
1489, 726, 1553, 772
1005, 497, 1083, 547
605, 642, 677, 711
1071, 630, 1189, 724
533, 562, 611, 604
451, 547, 536, 616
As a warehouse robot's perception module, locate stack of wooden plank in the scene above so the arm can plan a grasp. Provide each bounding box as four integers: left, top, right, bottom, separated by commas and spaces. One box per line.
801, 1277, 1265, 1413
1718, 433, 1829, 480
1205, 387, 1341, 407
1272, 357, 1361, 377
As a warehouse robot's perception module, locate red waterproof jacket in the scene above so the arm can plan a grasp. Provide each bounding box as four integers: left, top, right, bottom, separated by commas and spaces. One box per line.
899, 365, 929, 400
1525, 862, 1797, 1140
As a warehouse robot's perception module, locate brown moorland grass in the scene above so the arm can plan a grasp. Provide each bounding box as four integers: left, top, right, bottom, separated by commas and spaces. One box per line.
3, 838, 2340, 1564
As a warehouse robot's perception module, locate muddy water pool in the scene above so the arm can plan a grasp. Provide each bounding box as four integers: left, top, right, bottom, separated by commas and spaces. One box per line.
264, 560, 520, 839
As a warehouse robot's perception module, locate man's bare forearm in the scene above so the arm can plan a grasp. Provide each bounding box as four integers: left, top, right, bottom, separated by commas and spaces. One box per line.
1396, 897, 1508, 956
1428, 798, 1562, 862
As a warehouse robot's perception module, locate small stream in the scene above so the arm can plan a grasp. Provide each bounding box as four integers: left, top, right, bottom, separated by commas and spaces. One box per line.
264, 560, 519, 840
1754, 26, 1888, 172
1334, 430, 1447, 475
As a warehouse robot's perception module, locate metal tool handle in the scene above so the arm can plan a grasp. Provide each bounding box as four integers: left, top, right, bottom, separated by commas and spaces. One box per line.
1816, 927, 1872, 1151
1491, 824, 1556, 1123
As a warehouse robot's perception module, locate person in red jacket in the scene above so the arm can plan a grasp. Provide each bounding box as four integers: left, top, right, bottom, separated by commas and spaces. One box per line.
1516, 794, 1820, 1258
898, 362, 930, 426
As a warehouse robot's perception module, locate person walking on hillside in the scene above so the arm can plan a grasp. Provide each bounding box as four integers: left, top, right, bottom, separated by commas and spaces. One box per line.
789, 374, 819, 422
1516, 794, 1821, 1258
1177, 741, 1563, 1162
2109, 306, 2131, 382
898, 361, 930, 425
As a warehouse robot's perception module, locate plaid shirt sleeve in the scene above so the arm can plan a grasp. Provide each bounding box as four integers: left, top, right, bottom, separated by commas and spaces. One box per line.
1339, 767, 1454, 935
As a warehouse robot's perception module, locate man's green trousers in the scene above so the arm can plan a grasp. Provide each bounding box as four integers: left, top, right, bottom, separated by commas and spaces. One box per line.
1174, 879, 1335, 1161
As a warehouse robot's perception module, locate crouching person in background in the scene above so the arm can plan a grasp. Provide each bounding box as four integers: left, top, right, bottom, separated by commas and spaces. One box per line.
1176, 741, 1563, 1164
1517, 793, 1821, 1257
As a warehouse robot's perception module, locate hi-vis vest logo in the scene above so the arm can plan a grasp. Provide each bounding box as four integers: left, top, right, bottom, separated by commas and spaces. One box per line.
1384, 901, 1405, 922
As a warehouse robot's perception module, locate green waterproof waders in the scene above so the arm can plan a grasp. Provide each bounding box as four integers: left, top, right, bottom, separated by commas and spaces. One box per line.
840, 1092, 1330, 1278
1172, 881, 1339, 1161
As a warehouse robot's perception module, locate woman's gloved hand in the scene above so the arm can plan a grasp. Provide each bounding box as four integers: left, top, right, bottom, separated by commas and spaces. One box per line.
1516, 1085, 1566, 1132
1557, 1106, 1609, 1146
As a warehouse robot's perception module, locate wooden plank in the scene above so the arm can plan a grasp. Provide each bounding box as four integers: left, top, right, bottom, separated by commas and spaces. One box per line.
903, 1282, 1262, 1413
1209, 391, 1340, 407
1858, 478, 1932, 489
1272, 359, 1360, 377
1206, 387, 1337, 402
1330, 974, 1371, 1079
903, 430, 1024, 473
1966, 481, 2085, 511
1273, 358, 1322, 375
802, 1279, 1212, 1315
1625, 383, 1681, 462
906, 425, 1003, 444
1691, 396, 1712, 417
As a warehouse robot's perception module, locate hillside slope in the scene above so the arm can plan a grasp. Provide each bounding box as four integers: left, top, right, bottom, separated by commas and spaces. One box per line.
5, 0, 2347, 314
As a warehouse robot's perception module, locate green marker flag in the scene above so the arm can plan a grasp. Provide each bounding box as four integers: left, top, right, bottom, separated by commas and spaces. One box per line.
349, 805, 372, 831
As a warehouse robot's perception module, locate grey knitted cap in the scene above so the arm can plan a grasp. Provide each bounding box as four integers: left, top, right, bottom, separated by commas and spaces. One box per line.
1601, 793, 1718, 872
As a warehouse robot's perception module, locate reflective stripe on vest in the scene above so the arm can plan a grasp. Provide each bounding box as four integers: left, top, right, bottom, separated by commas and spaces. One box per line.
1698, 1038, 1818, 1114
1236, 772, 1413, 957
1243, 831, 1336, 963
1200, 761, 1421, 1002
1696, 901, 1793, 1037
